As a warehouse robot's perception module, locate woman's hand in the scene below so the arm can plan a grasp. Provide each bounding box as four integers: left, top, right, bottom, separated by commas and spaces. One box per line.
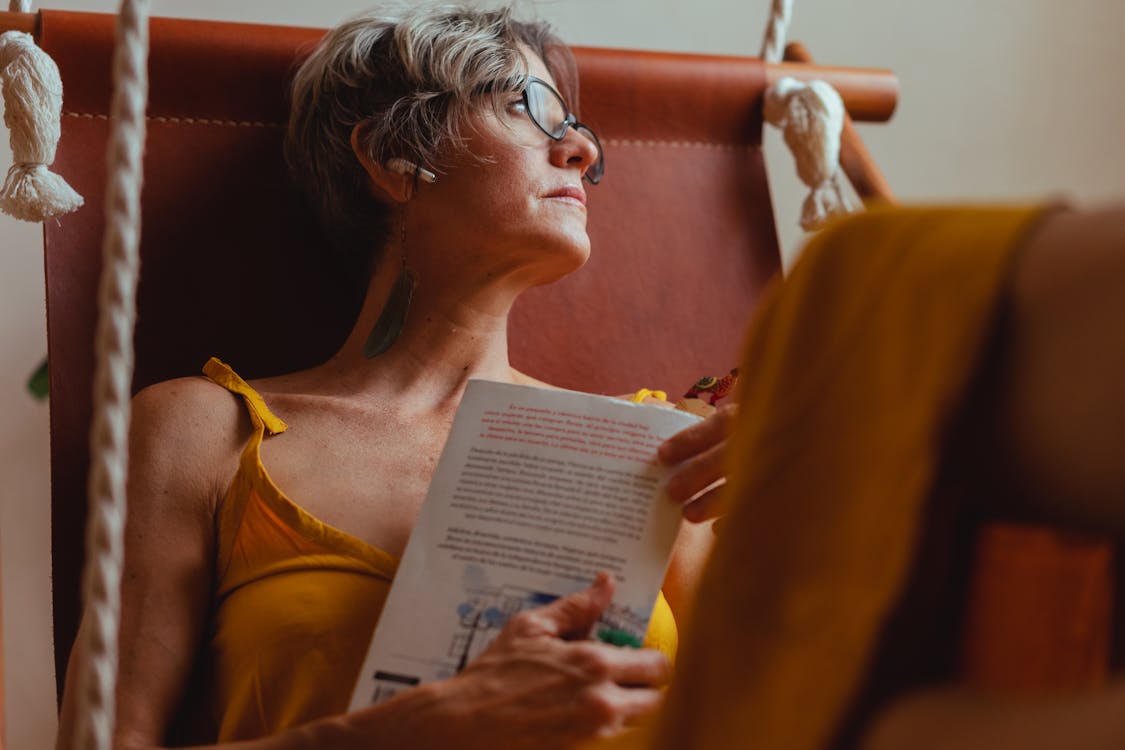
659, 402, 738, 523
382, 572, 670, 750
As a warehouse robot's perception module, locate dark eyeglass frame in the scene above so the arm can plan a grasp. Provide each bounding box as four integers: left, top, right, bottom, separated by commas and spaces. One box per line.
520, 75, 605, 185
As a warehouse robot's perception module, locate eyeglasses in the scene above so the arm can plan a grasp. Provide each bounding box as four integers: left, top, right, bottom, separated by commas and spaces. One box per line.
518, 76, 605, 185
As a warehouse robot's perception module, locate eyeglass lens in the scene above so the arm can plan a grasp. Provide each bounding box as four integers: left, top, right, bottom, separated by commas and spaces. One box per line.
525, 80, 569, 139
525, 78, 604, 184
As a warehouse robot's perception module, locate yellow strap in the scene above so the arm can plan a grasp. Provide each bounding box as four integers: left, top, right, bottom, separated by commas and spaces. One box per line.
629, 388, 668, 404
202, 357, 288, 435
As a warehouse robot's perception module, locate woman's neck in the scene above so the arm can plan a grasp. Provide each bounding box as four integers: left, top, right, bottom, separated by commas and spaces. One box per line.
324, 259, 524, 411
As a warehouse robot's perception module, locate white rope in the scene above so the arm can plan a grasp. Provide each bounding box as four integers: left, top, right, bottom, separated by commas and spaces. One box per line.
8, 1, 33, 13
759, 0, 793, 64
71, 1, 150, 749
765, 77, 856, 230
0, 13, 84, 221
758, 0, 858, 230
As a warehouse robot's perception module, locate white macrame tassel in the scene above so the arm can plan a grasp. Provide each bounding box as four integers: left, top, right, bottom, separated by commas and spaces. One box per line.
0, 29, 84, 222
765, 76, 854, 231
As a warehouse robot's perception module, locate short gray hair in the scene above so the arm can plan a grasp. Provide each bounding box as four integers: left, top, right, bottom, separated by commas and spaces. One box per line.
285, 5, 574, 284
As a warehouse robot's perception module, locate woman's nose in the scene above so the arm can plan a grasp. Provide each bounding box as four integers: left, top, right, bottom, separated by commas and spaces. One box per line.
552, 125, 600, 179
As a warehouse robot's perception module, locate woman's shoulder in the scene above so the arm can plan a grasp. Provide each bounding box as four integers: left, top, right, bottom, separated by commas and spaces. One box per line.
133, 374, 249, 432
130, 376, 254, 497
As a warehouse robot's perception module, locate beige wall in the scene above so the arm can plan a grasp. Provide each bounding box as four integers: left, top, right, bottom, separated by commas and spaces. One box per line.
3, 0, 1124, 747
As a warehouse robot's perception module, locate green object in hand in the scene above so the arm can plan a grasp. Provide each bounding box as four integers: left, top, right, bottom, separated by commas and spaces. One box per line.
596, 627, 643, 649
27, 356, 48, 401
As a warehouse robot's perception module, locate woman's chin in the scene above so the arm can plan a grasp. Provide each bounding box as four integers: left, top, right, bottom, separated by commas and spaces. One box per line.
556, 238, 591, 272
525, 243, 590, 287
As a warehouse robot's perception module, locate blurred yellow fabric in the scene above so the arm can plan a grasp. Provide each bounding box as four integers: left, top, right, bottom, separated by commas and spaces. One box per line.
649, 207, 1046, 750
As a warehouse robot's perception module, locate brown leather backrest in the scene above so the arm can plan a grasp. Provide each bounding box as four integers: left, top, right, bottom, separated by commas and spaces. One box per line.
41, 11, 779, 686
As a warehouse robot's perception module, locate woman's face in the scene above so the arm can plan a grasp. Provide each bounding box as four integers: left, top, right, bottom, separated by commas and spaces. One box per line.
407, 49, 602, 294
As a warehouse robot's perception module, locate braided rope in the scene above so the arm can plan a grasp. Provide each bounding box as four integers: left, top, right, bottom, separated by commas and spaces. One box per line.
759, 0, 859, 230
759, 0, 793, 63
70, 1, 150, 749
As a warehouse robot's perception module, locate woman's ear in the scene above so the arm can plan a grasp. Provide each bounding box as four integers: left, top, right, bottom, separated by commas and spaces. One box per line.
350, 121, 415, 203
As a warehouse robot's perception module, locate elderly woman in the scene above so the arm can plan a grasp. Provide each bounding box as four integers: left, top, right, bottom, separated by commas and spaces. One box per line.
54, 6, 727, 750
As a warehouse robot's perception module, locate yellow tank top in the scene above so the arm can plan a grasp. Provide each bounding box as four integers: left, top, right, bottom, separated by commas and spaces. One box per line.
195, 358, 678, 742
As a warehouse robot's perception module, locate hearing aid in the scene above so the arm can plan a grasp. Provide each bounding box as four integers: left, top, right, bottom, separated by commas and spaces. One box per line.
385, 157, 437, 184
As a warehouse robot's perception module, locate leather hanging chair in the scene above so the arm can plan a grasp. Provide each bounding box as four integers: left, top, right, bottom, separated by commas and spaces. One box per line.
0, 5, 1111, 721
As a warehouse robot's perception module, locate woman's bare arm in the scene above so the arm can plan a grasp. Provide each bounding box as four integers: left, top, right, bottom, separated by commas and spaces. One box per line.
56, 378, 246, 749
55, 379, 416, 750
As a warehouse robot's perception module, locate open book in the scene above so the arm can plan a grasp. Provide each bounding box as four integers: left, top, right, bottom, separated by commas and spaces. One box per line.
349, 380, 702, 708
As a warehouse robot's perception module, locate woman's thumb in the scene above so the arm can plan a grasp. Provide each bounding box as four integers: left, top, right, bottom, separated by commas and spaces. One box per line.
536, 571, 616, 639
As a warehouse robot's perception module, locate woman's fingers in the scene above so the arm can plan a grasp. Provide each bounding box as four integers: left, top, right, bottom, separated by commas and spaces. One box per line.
591, 685, 666, 736
682, 481, 726, 523
564, 658, 667, 739
569, 641, 672, 687
609, 648, 672, 688
520, 571, 615, 639
659, 403, 736, 519
658, 402, 737, 465
664, 441, 726, 506
447, 575, 671, 750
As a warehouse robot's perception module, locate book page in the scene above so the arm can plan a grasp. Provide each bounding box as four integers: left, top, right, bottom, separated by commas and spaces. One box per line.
349, 380, 702, 708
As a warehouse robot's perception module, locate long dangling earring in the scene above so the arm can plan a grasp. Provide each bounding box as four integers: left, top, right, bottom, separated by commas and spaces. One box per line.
363, 213, 416, 359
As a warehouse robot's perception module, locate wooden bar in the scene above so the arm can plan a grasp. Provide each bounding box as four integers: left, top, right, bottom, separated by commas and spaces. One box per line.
0, 11, 897, 122
767, 59, 898, 124
783, 41, 898, 204
0, 11, 36, 36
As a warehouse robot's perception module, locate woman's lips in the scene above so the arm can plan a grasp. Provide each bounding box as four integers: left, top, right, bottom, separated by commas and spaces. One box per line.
544, 185, 587, 207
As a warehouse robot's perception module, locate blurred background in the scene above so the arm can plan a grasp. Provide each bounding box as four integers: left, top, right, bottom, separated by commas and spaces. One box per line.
3, 0, 1124, 747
